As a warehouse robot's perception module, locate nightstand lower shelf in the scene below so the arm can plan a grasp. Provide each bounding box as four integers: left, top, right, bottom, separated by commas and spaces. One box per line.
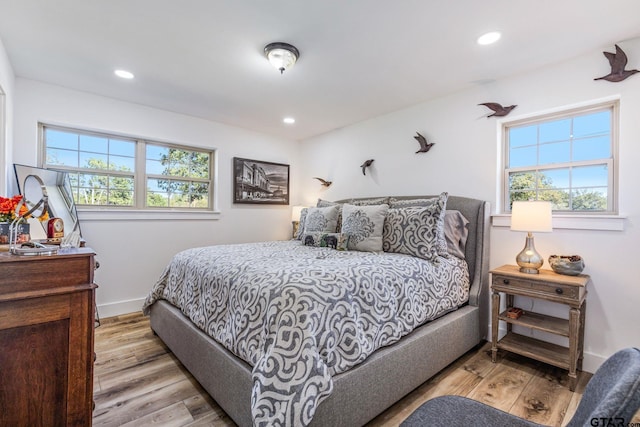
497, 332, 570, 370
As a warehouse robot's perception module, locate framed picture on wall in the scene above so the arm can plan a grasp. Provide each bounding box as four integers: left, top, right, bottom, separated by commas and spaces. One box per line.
233, 157, 290, 205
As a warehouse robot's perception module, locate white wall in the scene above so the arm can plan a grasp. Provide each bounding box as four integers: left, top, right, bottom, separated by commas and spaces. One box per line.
13, 79, 300, 317
0, 38, 15, 194
299, 38, 640, 371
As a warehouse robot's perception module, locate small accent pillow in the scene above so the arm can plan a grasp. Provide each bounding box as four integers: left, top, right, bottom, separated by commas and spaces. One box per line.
302, 232, 349, 251
317, 199, 343, 232
383, 192, 449, 260
341, 203, 389, 252
302, 205, 340, 235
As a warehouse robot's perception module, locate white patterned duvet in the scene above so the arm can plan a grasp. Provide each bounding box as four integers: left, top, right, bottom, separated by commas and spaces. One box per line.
143, 240, 469, 426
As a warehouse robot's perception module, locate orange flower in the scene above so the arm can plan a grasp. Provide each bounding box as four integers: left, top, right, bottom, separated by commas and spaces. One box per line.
0, 195, 47, 222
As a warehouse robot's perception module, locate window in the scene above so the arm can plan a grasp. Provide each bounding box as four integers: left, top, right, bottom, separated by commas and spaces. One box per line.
41, 124, 214, 210
503, 101, 617, 214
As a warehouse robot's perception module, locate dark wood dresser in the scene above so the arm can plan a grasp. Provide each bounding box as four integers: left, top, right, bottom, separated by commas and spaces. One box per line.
0, 247, 97, 426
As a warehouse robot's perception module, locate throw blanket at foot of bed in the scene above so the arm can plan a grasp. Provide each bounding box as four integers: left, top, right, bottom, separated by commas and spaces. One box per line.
142, 240, 469, 426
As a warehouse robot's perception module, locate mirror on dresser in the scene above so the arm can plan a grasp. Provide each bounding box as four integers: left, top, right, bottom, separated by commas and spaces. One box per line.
14, 164, 82, 238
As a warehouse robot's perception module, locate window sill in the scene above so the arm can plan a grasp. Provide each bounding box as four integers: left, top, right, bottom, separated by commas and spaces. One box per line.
77, 208, 221, 221
491, 214, 626, 231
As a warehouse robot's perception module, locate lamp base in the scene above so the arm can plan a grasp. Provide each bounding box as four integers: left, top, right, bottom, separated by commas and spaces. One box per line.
515, 233, 544, 274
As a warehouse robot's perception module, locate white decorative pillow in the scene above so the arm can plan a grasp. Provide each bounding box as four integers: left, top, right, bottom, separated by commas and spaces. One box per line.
383, 192, 449, 260
302, 232, 349, 251
316, 199, 343, 232
341, 203, 389, 252
302, 205, 340, 235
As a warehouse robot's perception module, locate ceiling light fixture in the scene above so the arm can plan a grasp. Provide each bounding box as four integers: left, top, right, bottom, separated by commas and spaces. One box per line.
114, 69, 135, 79
283, 117, 295, 124
264, 42, 300, 74
477, 31, 501, 45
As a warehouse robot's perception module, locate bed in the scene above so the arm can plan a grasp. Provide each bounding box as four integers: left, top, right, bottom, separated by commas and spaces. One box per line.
143, 194, 490, 427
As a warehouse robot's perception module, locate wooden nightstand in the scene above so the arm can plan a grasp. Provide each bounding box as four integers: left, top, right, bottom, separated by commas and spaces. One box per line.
490, 264, 590, 391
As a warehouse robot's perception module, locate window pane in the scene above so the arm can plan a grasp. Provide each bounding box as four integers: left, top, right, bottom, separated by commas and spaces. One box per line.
109, 139, 135, 157
108, 176, 134, 206
109, 155, 135, 171
79, 134, 109, 154
46, 129, 78, 150
509, 126, 537, 148
539, 118, 571, 143
573, 110, 610, 138
542, 168, 569, 188
573, 135, 610, 161
147, 192, 169, 207
539, 188, 570, 210
539, 141, 570, 165
146, 159, 165, 175
572, 188, 607, 211
190, 153, 210, 179
146, 145, 169, 162
47, 148, 79, 167
80, 152, 108, 170
509, 146, 537, 168
572, 164, 608, 188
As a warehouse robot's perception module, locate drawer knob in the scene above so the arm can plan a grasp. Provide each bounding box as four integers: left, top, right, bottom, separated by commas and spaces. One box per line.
502, 279, 510, 285
555, 288, 564, 295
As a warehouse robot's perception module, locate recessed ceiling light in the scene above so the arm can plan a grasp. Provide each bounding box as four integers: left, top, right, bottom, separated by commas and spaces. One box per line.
114, 69, 135, 79
477, 31, 501, 45
283, 117, 295, 124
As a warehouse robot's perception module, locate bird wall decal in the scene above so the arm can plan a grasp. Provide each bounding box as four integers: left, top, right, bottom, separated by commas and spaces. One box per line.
594, 44, 639, 82
479, 102, 517, 118
313, 177, 332, 187
414, 132, 435, 154
360, 159, 374, 175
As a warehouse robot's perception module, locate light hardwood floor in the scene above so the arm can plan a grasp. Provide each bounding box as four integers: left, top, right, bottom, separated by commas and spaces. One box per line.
93, 313, 639, 426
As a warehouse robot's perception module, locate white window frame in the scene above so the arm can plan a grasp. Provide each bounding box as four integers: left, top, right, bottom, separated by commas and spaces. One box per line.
499, 98, 619, 217
39, 123, 219, 220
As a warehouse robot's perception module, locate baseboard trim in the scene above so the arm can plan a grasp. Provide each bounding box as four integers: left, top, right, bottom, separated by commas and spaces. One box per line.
97, 298, 145, 319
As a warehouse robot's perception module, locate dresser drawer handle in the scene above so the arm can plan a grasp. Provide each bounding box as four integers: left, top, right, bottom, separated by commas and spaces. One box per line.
555, 288, 564, 295
502, 279, 510, 285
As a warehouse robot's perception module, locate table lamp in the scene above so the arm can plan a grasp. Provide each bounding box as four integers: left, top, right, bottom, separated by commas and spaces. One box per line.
291, 205, 305, 238
510, 201, 552, 274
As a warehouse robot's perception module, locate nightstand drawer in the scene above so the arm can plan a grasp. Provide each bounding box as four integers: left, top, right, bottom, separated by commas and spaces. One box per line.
492, 274, 580, 300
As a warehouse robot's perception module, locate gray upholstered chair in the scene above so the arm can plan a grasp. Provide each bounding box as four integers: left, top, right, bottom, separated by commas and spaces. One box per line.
401, 347, 640, 427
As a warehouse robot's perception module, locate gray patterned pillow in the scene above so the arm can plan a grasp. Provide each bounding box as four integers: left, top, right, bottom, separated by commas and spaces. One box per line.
341, 203, 389, 252
316, 199, 343, 232
387, 195, 449, 257
302, 205, 340, 235
388, 197, 435, 208
302, 232, 349, 251
350, 197, 390, 206
294, 208, 309, 240
383, 192, 449, 260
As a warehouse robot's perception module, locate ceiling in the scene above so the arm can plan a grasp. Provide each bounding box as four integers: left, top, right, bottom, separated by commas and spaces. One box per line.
0, 1, 639, 141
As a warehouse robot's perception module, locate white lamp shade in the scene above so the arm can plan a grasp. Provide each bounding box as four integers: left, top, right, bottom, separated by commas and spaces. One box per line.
291, 205, 305, 222
511, 201, 552, 232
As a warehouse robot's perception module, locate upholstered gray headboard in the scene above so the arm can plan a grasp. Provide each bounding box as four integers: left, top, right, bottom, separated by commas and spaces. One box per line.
334, 195, 491, 339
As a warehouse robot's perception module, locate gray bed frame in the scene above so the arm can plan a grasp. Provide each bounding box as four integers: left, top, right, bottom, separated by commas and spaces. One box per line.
149, 195, 490, 426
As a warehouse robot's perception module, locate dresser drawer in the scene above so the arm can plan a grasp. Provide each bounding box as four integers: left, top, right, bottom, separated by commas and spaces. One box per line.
492, 274, 580, 301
